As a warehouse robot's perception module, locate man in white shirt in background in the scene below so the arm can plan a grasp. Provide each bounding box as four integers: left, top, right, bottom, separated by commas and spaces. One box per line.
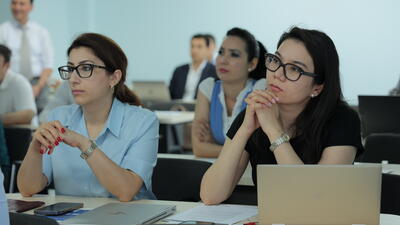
169, 34, 217, 100
0, 0, 54, 113
0, 170, 9, 225
0, 44, 36, 126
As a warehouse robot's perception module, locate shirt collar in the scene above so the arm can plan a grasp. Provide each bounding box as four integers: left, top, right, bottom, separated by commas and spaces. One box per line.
190, 60, 207, 72
64, 98, 124, 139
11, 18, 32, 29
104, 98, 124, 138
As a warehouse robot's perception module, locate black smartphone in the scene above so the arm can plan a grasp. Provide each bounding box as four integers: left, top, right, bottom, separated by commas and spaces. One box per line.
33, 202, 84, 216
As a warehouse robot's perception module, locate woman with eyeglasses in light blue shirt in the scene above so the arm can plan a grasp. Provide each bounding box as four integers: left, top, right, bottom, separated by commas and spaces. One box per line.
17, 33, 159, 201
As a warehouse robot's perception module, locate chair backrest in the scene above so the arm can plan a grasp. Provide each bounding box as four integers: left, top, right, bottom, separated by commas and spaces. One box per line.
381, 173, 400, 215
358, 95, 400, 138
9, 212, 59, 225
223, 185, 257, 205
152, 158, 211, 202
4, 127, 32, 162
361, 133, 400, 164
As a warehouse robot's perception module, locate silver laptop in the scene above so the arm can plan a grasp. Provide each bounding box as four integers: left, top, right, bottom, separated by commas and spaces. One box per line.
132, 81, 171, 102
257, 164, 382, 225
62, 203, 176, 225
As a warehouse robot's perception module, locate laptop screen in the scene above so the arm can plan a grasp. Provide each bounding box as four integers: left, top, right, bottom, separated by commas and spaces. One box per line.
257, 164, 381, 225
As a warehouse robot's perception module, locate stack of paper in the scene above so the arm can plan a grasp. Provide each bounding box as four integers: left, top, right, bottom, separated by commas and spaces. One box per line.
166, 204, 257, 225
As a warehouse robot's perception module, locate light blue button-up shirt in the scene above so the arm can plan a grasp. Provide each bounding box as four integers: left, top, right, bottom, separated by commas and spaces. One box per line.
42, 99, 159, 200
0, 171, 9, 225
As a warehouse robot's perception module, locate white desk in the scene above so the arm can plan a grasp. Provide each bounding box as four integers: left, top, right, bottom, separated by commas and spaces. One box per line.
6, 193, 400, 225
155, 111, 194, 125
155, 111, 194, 154
355, 162, 400, 176
158, 155, 400, 187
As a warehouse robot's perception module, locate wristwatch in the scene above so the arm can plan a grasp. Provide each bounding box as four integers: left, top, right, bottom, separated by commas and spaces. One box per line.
80, 140, 97, 160
269, 133, 290, 152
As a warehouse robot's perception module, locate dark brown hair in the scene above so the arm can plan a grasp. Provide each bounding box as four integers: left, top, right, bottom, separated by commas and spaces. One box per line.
277, 27, 348, 163
226, 27, 267, 80
0, 44, 11, 63
67, 33, 141, 106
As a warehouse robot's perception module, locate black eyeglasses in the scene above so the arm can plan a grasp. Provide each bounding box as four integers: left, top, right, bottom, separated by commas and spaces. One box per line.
265, 53, 320, 82
58, 64, 109, 80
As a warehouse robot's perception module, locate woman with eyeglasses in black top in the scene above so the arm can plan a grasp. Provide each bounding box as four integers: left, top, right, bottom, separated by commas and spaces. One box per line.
200, 27, 364, 205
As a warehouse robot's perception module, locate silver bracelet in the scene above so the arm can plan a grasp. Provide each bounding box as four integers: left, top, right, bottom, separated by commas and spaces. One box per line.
269, 133, 290, 152
80, 140, 97, 160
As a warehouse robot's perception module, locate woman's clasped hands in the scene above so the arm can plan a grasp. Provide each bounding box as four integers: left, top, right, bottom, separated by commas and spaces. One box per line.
31, 121, 87, 155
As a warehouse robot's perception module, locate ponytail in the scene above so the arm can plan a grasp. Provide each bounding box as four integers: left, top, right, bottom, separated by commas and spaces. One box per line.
114, 84, 141, 106
248, 41, 267, 80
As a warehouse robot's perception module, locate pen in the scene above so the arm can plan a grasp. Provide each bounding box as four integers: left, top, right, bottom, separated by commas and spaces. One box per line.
243, 222, 257, 225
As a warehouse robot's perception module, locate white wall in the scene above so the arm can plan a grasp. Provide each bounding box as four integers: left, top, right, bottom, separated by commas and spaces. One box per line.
1, 0, 399, 104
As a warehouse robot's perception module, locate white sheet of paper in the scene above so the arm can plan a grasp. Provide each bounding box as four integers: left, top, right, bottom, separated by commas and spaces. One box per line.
381, 214, 400, 225
166, 204, 257, 225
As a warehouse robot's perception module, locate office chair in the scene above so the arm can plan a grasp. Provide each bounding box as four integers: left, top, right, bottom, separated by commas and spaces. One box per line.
223, 185, 257, 205
381, 173, 400, 215
4, 127, 32, 193
360, 133, 400, 164
358, 95, 400, 138
152, 158, 211, 201
9, 212, 59, 225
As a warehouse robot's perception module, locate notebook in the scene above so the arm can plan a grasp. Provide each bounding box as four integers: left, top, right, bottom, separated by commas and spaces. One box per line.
61, 203, 176, 225
132, 81, 171, 102
257, 164, 382, 225
358, 95, 400, 138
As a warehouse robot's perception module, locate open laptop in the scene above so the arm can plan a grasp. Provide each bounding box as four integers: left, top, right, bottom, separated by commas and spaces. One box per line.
62, 203, 176, 225
257, 164, 382, 225
132, 81, 171, 102
358, 95, 400, 138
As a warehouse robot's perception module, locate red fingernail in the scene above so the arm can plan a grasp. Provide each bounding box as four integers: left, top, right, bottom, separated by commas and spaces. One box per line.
61, 128, 65, 133
57, 137, 62, 142
48, 145, 52, 149
48, 150, 51, 155
55, 141, 59, 146
39, 149, 44, 154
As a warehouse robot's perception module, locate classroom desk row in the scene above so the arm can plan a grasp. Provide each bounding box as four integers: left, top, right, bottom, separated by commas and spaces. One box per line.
6, 193, 400, 225
158, 153, 400, 187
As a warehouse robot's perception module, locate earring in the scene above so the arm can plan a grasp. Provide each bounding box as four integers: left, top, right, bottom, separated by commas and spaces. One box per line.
248, 68, 252, 72
311, 93, 315, 98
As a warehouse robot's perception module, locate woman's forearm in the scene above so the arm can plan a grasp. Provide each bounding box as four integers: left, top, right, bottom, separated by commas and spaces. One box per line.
192, 140, 222, 158
80, 140, 142, 202
17, 145, 48, 196
200, 128, 251, 204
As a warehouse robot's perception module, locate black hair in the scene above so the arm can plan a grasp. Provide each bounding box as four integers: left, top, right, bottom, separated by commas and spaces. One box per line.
0, 45, 11, 63
203, 33, 215, 45
192, 34, 210, 47
249, 41, 267, 80
277, 26, 347, 163
226, 27, 267, 80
